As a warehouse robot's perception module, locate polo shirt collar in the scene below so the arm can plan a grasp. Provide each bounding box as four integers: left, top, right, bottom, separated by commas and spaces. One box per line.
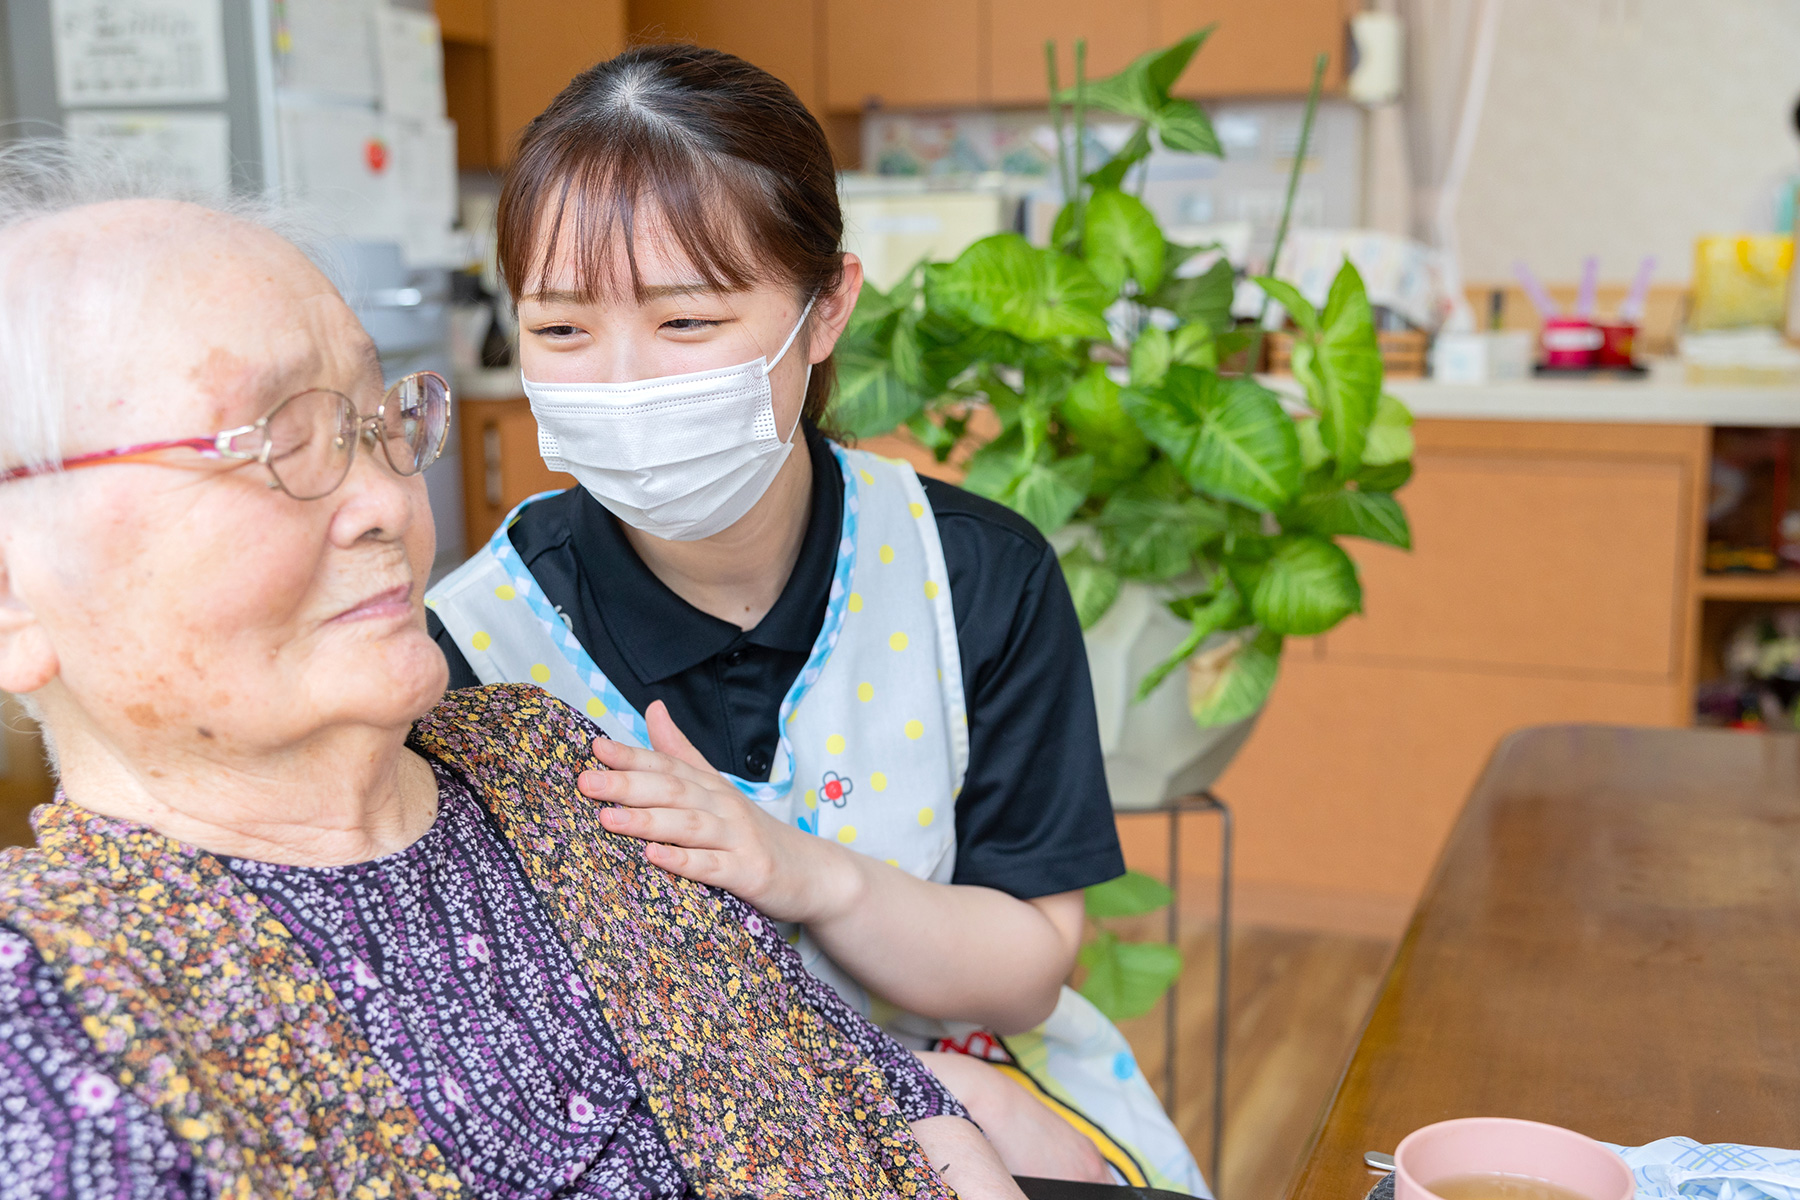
570, 424, 843, 684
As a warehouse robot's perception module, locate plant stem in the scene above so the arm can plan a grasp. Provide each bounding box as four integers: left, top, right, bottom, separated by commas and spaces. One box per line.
1045, 41, 1072, 212
1244, 51, 1328, 377
1072, 39, 1088, 241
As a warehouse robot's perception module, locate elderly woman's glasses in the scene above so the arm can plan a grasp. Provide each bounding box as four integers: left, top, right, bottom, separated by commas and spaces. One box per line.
0, 372, 451, 500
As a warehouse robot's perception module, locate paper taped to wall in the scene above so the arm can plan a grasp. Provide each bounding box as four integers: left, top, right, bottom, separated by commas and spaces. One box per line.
375, 7, 445, 122
65, 109, 231, 192
50, 0, 227, 107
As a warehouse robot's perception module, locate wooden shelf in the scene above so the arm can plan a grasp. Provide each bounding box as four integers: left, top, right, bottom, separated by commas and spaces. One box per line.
1696, 572, 1800, 603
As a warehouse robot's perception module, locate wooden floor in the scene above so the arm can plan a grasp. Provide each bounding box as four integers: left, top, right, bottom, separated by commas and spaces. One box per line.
1113, 918, 1396, 1200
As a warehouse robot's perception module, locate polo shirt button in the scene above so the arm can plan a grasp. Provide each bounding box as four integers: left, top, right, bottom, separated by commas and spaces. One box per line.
744, 748, 771, 776
725, 648, 747, 667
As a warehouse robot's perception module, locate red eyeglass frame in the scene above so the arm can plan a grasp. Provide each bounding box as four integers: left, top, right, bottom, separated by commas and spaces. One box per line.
0, 371, 450, 497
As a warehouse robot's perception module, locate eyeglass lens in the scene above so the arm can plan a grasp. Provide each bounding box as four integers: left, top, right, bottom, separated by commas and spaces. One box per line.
262, 373, 450, 501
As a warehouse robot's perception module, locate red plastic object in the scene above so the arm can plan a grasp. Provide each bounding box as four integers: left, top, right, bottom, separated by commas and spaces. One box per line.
1540, 317, 1603, 369
1596, 321, 1637, 368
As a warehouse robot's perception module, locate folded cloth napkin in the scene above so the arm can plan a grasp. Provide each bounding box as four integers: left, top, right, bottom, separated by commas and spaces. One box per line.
1603, 1138, 1800, 1200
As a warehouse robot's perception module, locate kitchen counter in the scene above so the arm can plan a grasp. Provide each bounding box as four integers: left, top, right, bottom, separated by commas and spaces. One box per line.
1261, 359, 1800, 426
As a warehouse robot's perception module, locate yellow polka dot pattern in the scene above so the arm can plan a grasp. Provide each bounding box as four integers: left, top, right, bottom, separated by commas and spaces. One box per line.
857, 682, 874, 703
859, 469, 875, 485
903, 719, 924, 740
530, 663, 552, 684
889, 632, 908, 651
471, 631, 492, 652
909, 502, 924, 519
494, 584, 516, 601
871, 772, 887, 792
825, 734, 846, 755
923, 580, 939, 599
585, 697, 607, 719
837, 826, 858, 844
848, 593, 864, 613
878, 544, 895, 564
917, 809, 935, 827
805, 789, 818, 810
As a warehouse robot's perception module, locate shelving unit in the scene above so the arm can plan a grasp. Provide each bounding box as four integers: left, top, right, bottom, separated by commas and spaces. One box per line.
1695, 572, 1800, 603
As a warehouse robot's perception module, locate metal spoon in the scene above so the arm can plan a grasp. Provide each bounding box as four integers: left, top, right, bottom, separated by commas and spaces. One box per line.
1366, 1152, 1396, 1172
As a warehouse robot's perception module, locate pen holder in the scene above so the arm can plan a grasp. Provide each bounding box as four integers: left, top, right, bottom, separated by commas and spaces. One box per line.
1596, 321, 1638, 368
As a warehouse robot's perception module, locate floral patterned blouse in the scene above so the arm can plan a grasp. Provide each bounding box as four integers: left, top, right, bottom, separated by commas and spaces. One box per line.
0, 761, 963, 1199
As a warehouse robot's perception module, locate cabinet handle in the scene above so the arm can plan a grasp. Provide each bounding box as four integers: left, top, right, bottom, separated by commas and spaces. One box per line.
483, 423, 503, 509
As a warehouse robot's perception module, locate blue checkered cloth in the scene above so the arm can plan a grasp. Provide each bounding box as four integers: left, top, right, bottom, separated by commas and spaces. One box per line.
1602, 1138, 1800, 1200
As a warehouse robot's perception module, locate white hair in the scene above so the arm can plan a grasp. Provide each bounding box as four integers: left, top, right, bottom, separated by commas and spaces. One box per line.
0, 137, 326, 475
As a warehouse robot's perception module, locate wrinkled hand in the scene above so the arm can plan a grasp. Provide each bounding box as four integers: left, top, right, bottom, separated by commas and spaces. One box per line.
579, 701, 846, 923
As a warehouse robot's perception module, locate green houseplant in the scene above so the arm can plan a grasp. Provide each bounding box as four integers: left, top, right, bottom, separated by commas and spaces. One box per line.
831, 31, 1416, 1022
835, 30, 1415, 729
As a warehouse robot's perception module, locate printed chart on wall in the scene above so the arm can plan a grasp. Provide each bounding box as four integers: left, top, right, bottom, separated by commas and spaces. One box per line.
49, 0, 227, 108
64, 110, 231, 192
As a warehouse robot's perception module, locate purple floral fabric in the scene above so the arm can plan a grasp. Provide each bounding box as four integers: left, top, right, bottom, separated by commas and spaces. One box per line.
0, 760, 961, 1199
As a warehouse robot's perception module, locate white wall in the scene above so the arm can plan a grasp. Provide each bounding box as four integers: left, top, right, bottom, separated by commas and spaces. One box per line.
1456, 0, 1800, 285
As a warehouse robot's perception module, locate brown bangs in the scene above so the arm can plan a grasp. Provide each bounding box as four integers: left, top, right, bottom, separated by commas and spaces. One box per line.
502, 134, 781, 305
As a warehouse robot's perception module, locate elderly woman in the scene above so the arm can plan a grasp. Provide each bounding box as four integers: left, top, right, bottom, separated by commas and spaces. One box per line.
0, 148, 1024, 1199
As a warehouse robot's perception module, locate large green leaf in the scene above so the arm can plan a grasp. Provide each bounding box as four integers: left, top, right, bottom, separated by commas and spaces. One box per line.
1129, 326, 1173, 389
1135, 581, 1244, 699
1362, 391, 1415, 467
832, 347, 927, 437
1097, 486, 1226, 581
1006, 455, 1093, 535
1355, 460, 1413, 491
1074, 31, 1222, 160
1251, 275, 1320, 335
959, 426, 1026, 499
1295, 416, 1328, 471
1085, 123, 1153, 191
1190, 627, 1283, 726
1060, 544, 1123, 630
1152, 257, 1235, 333
1078, 930, 1184, 1021
1250, 534, 1362, 635
928, 234, 1111, 342
1287, 488, 1412, 549
1306, 261, 1384, 478
1085, 869, 1174, 918
1060, 364, 1151, 492
1086, 188, 1166, 293
1123, 366, 1302, 512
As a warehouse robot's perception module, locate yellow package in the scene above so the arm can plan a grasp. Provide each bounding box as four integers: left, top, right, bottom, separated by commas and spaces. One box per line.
1690, 234, 1794, 330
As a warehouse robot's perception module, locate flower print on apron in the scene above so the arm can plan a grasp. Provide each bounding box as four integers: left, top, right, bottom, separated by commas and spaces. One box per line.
427, 444, 1208, 1195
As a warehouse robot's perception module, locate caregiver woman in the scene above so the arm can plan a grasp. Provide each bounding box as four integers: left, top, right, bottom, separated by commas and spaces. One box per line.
427, 44, 1200, 1191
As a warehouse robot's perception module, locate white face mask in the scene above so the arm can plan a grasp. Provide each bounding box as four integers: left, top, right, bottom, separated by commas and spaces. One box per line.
522, 301, 813, 542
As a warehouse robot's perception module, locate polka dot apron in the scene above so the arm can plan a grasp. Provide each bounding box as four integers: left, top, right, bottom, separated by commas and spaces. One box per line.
427, 444, 1207, 1196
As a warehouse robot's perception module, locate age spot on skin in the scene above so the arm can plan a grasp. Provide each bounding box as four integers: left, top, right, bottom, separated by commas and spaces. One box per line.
196, 727, 214, 739
124, 703, 163, 729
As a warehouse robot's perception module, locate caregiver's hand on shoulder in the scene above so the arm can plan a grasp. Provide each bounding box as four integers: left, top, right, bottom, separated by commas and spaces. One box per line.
579, 701, 851, 923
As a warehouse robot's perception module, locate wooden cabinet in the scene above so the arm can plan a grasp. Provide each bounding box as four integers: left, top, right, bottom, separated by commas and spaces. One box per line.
824, 0, 983, 111
458, 396, 577, 553
629, 0, 821, 109
1155, 0, 1351, 98
987, 0, 1156, 105
1210, 419, 1708, 933
437, 0, 628, 167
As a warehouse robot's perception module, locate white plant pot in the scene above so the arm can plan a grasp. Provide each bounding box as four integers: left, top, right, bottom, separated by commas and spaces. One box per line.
1083, 580, 1262, 812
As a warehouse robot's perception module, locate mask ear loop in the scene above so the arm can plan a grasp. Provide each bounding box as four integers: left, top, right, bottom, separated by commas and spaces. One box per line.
768, 297, 817, 445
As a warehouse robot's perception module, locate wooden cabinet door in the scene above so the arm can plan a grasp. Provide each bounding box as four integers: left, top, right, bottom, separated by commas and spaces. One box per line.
490, 0, 629, 158
458, 397, 577, 552
1154, 0, 1349, 98
987, 0, 1156, 106
824, 0, 982, 111
630, 0, 821, 109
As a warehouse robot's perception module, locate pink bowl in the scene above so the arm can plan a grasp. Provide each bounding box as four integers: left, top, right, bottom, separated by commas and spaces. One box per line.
1394, 1118, 1635, 1200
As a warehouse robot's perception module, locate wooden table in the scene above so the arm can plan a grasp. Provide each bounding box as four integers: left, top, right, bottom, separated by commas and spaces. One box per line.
1288, 724, 1800, 1200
